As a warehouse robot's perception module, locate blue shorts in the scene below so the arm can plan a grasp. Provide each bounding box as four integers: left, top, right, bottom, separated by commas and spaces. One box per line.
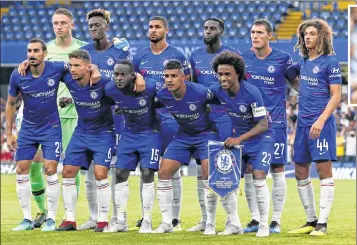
242, 139, 274, 174
160, 116, 179, 150
271, 127, 287, 165
116, 129, 162, 171
293, 119, 337, 163
64, 130, 115, 170
163, 131, 217, 165
16, 123, 62, 162
210, 111, 232, 141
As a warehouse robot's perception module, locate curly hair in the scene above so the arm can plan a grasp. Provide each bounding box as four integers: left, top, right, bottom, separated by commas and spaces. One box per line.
212, 51, 245, 81
86, 9, 111, 24
294, 18, 335, 57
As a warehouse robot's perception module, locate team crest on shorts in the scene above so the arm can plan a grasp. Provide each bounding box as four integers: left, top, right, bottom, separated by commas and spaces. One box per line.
106, 58, 115, 66
239, 104, 247, 113
189, 103, 197, 111
139, 98, 147, 106
215, 149, 236, 174
312, 66, 320, 74
47, 79, 55, 87
90, 91, 98, 99
267, 65, 275, 73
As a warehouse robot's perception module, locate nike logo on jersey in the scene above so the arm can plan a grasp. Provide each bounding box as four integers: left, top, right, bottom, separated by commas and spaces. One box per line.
141, 60, 149, 65
319, 151, 327, 155
55, 154, 61, 157
195, 61, 202, 64
22, 85, 30, 89
275, 156, 283, 159
167, 105, 174, 108
150, 161, 157, 164
105, 159, 111, 162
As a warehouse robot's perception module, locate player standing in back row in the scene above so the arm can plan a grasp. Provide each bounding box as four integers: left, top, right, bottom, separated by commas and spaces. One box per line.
6, 39, 68, 231
288, 18, 341, 236
241, 19, 298, 234
78, 8, 145, 231
132, 16, 191, 231
188, 17, 241, 232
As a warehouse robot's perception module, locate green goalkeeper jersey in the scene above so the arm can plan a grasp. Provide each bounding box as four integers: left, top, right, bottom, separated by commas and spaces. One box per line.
47, 38, 88, 118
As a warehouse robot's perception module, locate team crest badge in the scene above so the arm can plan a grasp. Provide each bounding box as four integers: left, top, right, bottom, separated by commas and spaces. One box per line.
64, 62, 69, 70
106, 58, 115, 66
207, 89, 213, 100
90, 91, 98, 99
239, 105, 247, 113
312, 66, 320, 74
267, 65, 275, 73
189, 104, 197, 111
215, 149, 236, 174
47, 79, 55, 87
139, 98, 147, 106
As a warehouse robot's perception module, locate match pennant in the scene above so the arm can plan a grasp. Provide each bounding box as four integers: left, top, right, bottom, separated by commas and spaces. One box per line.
208, 140, 242, 198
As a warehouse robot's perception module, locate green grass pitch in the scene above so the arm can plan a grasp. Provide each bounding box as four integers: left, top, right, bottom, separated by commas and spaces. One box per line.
1, 175, 355, 245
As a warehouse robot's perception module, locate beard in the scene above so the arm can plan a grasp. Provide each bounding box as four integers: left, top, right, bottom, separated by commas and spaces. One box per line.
29, 59, 40, 67
203, 35, 219, 45
150, 34, 164, 43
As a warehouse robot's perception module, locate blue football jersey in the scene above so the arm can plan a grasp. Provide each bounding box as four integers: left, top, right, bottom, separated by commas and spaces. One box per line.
133, 45, 190, 120
105, 79, 159, 132
190, 44, 241, 87
242, 48, 297, 129
294, 55, 342, 126
133, 45, 190, 86
81, 43, 132, 134
210, 81, 274, 143
8, 61, 68, 127
157, 82, 216, 135
81, 43, 132, 79
62, 73, 114, 133
190, 44, 241, 120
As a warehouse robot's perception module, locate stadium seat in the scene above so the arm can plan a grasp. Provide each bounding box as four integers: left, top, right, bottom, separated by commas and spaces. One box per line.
0, 1, 348, 41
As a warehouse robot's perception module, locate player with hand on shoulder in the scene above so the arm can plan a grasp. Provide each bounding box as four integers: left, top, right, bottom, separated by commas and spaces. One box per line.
56, 50, 115, 232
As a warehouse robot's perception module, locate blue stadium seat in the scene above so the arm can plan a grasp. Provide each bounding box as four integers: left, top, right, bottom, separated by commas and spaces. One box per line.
237, 4, 246, 13
241, 12, 250, 21
2, 16, 10, 24
2, 25, 12, 32
23, 25, 31, 32
205, 5, 214, 13
268, 5, 277, 13
6, 32, 15, 40
239, 27, 249, 37
226, 5, 235, 13
320, 11, 330, 20
272, 13, 282, 22
231, 15, 240, 21
83, 1, 93, 9
193, 20, 201, 29
336, 19, 345, 29
0, 1, 347, 41
93, 2, 102, 9
24, 31, 34, 40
